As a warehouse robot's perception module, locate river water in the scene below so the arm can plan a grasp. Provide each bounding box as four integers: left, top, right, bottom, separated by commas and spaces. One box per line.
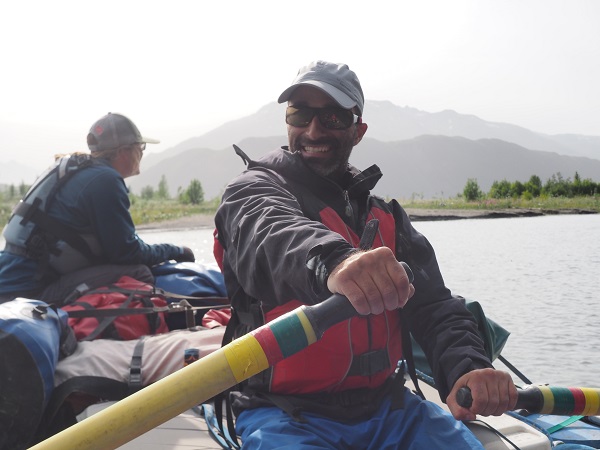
2, 215, 596, 387
139, 214, 600, 388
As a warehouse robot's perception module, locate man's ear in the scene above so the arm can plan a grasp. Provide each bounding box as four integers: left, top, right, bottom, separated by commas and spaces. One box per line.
354, 122, 368, 145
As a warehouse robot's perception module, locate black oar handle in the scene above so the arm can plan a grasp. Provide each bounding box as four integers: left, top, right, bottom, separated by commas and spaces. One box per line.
457, 386, 544, 413
303, 262, 414, 339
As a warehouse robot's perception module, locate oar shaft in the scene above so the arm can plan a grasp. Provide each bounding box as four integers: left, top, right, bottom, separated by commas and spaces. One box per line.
457, 386, 600, 416
31, 262, 414, 450
30, 295, 356, 450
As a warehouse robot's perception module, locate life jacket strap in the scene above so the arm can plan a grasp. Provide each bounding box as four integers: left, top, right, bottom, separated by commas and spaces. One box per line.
347, 348, 391, 377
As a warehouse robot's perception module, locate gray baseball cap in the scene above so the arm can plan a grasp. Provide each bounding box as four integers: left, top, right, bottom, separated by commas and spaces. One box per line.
278, 61, 365, 116
87, 112, 160, 152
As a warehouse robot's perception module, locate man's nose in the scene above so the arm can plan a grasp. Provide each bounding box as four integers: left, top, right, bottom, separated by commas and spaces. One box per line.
304, 116, 327, 139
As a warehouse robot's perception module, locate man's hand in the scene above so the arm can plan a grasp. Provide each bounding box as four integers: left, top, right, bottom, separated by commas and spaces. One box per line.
447, 368, 518, 421
326, 247, 414, 315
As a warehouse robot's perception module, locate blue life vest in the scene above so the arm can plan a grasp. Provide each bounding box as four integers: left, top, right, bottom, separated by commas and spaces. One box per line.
2, 154, 102, 275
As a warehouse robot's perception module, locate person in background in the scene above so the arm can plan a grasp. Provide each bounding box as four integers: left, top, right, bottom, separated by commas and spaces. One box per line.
214, 61, 517, 448
0, 112, 195, 305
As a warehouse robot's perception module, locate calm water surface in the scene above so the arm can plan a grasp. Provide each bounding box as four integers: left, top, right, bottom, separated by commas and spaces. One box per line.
414, 214, 599, 388
2, 215, 590, 387
139, 214, 599, 388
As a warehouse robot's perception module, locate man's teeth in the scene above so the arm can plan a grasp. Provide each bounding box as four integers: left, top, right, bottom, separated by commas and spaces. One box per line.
304, 146, 329, 153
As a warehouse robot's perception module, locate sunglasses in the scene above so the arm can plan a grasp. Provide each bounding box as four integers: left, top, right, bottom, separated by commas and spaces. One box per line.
285, 106, 360, 130
127, 143, 146, 151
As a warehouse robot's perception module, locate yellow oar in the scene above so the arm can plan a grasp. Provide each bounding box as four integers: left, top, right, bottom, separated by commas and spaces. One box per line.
29, 293, 357, 450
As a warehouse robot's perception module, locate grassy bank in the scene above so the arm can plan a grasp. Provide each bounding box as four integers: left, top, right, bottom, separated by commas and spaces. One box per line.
128, 198, 220, 225
400, 195, 600, 212
1, 195, 598, 229
0, 198, 220, 228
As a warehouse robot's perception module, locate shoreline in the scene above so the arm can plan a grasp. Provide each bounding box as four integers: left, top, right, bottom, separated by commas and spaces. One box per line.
136, 208, 597, 231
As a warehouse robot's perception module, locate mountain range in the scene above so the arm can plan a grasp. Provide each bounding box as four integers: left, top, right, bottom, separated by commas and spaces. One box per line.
129, 101, 600, 200
2, 101, 599, 200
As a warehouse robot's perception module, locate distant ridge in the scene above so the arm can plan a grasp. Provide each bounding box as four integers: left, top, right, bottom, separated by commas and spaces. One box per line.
128, 100, 599, 200
4, 100, 599, 198
140, 101, 599, 174
130, 134, 600, 201
0, 160, 41, 187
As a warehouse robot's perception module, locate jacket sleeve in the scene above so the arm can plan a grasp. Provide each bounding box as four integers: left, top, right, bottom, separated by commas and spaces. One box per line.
73, 169, 184, 266
215, 168, 355, 307
391, 201, 494, 401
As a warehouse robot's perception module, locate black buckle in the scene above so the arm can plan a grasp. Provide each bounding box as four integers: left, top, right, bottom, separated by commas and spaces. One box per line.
348, 349, 390, 377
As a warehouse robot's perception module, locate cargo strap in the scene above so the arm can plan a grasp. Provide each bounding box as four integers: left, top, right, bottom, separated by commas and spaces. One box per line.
64, 283, 230, 333
128, 337, 146, 389
547, 415, 585, 434
35, 340, 150, 443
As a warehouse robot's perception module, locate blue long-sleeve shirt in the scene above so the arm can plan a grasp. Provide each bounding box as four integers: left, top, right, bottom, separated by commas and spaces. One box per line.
0, 158, 183, 296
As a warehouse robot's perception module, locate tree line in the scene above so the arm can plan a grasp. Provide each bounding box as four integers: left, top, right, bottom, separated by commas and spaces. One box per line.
0, 175, 206, 210
135, 175, 205, 205
462, 172, 599, 201
3, 171, 598, 211
0, 182, 30, 202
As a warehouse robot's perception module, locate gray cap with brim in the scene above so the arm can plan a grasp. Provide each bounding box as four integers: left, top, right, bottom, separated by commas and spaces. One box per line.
278, 61, 365, 116
87, 112, 160, 153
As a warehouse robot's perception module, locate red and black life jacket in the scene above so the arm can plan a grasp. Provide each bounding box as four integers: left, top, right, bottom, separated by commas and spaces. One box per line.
215, 204, 404, 395
266, 205, 402, 394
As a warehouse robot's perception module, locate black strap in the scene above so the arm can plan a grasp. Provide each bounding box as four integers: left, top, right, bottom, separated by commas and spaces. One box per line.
15, 200, 98, 262
66, 300, 227, 320
128, 337, 146, 389
81, 290, 136, 341
211, 309, 243, 448
358, 218, 423, 402
400, 309, 425, 400
66, 304, 168, 319
62, 283, 91, 306
233, 144, 251, 166
347, 348, 391, 377
67, 283, 230, 305
358, 218, 380, 250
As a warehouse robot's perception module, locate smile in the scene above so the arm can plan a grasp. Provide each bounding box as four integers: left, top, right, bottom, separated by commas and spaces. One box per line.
303, 145, 330, 154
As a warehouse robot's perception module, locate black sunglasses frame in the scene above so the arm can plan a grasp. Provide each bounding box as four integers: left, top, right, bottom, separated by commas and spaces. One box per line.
285, 106, 360, 130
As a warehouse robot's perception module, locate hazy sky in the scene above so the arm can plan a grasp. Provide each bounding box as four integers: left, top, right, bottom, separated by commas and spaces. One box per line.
1, 0, 599, 172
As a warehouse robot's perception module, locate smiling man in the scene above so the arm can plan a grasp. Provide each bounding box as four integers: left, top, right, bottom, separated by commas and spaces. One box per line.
214, 61, 517, 449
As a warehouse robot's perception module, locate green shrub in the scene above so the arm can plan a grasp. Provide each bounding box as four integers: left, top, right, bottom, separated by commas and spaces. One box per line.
463, 178, 482, 201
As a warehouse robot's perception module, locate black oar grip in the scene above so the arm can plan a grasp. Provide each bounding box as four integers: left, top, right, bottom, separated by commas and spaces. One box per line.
303, 294, 356, 339
456, 386, 545, 413
303, 262, 414, 339
456, 387, 474, 408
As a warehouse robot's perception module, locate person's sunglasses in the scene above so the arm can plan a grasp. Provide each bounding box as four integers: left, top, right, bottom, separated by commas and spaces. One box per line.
285, 106, 360, 130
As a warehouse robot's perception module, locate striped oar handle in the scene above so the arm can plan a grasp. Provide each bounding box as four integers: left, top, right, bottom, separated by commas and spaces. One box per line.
229, 260, 412, 373
457, 385, 600, 416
